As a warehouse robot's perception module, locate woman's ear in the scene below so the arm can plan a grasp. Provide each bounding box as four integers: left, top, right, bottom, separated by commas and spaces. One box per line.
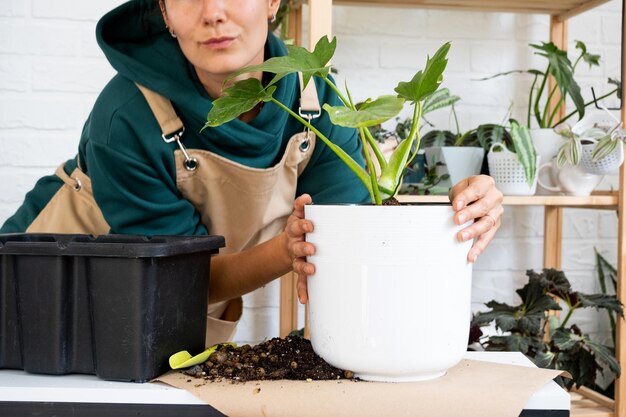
268, 0, 281, 21
158, 0, 169, 27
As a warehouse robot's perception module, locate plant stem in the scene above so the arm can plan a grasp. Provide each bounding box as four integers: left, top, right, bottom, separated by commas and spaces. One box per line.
542, 85, 560, 127
554, 88, 619, 126
547, 96, 566, 127
560, 302, 580, 328
363, 127, 388, 170
341, 81, 388, 171
360, 128, 382, 205
527, 74, 538, 127
452, 104, 460, 137
596, 249, 618, 348
534, 66, 550, 127
405, 102, 424, 167
271, 97, 374, 199
572, 54, 583, 72
322, 76, 352, 109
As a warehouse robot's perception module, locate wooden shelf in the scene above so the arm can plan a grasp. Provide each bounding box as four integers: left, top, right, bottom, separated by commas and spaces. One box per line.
571, 387, 615, 417
398, 191, 619, 209
289, 2, 626, 415
326, 0, 611, 21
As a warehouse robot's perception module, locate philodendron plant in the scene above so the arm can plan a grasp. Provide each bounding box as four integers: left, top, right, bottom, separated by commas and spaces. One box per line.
205, 37, 450, 205
482, 40, 620, 129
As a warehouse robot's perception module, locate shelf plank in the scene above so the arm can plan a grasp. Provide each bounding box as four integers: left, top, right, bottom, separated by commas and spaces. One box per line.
397, 193, 619, 208
327, 0, 611, 18
571, 390, 614, 417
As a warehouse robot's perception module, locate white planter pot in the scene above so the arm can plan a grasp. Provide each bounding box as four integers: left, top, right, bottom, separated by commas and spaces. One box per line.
305, 204, 473, 382
573, 110, 625, 174
530, 128, 566, 195
530, 128, 565, 162
424, 146, 484, 188
487, 143, 540, 195
580, 139, 624, 175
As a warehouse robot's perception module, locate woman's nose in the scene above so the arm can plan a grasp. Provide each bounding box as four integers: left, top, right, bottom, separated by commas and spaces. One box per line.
200, 0, 227, 26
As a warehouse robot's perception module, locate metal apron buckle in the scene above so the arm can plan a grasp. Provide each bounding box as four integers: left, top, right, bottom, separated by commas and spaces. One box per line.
162, 127, 198, 171
298, 107, 320, 153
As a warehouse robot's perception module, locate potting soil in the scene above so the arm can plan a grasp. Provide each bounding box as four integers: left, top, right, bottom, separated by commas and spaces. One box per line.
183, 336, 354, 382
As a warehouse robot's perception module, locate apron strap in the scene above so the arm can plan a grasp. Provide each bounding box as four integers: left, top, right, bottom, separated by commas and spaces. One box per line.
298, 73, 321, 114
135, 83, 184, 137
136, 72, 321, 134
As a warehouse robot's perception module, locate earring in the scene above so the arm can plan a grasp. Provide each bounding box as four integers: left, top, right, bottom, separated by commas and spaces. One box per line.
168, 28, 177, 38
270, 13, 276, 23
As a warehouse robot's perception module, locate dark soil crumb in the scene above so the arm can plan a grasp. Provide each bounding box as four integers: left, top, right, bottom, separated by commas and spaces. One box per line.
183, 336, 355, 383
383, 197, 400, 205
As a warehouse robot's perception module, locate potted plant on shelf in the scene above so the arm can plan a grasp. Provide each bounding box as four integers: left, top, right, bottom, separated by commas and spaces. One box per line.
471, 268, 623, 391
486, 119, 539, 196
418, 95, 514, 191
482, 41, 620, 169
555, 108, 625, 174
205, 37, 474, 382
535, 108, 625, 196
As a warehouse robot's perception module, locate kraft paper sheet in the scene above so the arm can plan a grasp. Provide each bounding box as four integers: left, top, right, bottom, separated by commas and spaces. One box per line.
156, 358, 566, 417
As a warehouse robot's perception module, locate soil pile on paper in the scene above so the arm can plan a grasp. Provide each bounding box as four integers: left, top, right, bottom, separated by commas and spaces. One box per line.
183, 336, 354, 382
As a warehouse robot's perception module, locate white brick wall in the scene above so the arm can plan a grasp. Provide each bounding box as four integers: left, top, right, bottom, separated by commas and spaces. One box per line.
0, 1, 621, 345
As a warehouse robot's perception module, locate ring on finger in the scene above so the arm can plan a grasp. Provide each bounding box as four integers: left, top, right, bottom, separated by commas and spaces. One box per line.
481, 214, 497, 228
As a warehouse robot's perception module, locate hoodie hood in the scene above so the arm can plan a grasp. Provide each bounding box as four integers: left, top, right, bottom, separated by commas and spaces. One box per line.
96, 0, 298, 166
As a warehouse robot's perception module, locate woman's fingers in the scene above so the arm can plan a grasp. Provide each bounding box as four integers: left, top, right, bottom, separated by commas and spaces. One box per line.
466, 220, 500, 263
297, 273, 308, 304
449, 175, 504, 263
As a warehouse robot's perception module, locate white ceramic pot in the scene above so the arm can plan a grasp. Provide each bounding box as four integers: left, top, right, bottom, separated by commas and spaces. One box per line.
537, 160, 604, 196
531, 128, 565, 162
530, 128, 566, 195
424, 146, 484, 188
305, 204, 473, 382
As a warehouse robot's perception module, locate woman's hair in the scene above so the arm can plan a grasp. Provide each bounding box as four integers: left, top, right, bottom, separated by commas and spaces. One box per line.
140, 0, 164, 35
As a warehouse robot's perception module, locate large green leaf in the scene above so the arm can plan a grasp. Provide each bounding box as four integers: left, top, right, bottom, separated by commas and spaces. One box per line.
556, 136, 581, 167
322, 96, 405, 128
419, 130, 457, 149
474, 301, 520, 332
575, 40, 601, 68
394, 42, 451, 103
205, 78, 276, 127
592, 136, 619, 162
484, 334, 541, 355
534, 349, 558, 369
542, 268, 572, 298
226, 36, 336, 88
422, 88, 460, 115
531, 42, 585, 119
576, 293, 624, 316
552, 328, 582, 351
464, 124, 511, 150
377, 136, 414, 197
585, 339, 621, 376
509, 120, 537, 186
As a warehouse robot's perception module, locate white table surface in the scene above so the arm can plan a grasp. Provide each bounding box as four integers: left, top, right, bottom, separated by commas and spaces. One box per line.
0, 351, 569, 411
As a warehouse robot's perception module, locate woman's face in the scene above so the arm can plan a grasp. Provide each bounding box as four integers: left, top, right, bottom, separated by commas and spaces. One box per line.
161, 0, 279, 90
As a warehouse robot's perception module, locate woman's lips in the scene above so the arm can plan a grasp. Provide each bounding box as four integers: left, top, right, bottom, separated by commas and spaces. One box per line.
202, 37, 236, 49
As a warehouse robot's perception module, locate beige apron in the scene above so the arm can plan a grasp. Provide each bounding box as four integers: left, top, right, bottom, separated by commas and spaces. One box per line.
138, 81, 319, 346
27, 78, 320, 347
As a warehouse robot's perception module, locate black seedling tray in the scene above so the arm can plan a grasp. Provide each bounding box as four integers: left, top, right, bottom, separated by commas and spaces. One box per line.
0, 234, 224, 382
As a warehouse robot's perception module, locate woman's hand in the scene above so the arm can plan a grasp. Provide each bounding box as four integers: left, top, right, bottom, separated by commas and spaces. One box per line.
283, 194, 316, 304
448, 175, 504, 263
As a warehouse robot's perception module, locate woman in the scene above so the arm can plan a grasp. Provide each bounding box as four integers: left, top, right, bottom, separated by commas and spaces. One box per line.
1, 0, 503, 344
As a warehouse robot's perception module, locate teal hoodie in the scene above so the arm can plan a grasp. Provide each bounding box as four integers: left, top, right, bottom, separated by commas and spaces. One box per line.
1, 0, 368, 235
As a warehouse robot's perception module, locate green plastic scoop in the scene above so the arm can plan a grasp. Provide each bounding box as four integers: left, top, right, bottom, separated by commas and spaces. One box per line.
169, 342, 237, 369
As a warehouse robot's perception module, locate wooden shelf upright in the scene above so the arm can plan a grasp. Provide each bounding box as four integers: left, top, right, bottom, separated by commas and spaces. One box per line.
279, 1, 626, 415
